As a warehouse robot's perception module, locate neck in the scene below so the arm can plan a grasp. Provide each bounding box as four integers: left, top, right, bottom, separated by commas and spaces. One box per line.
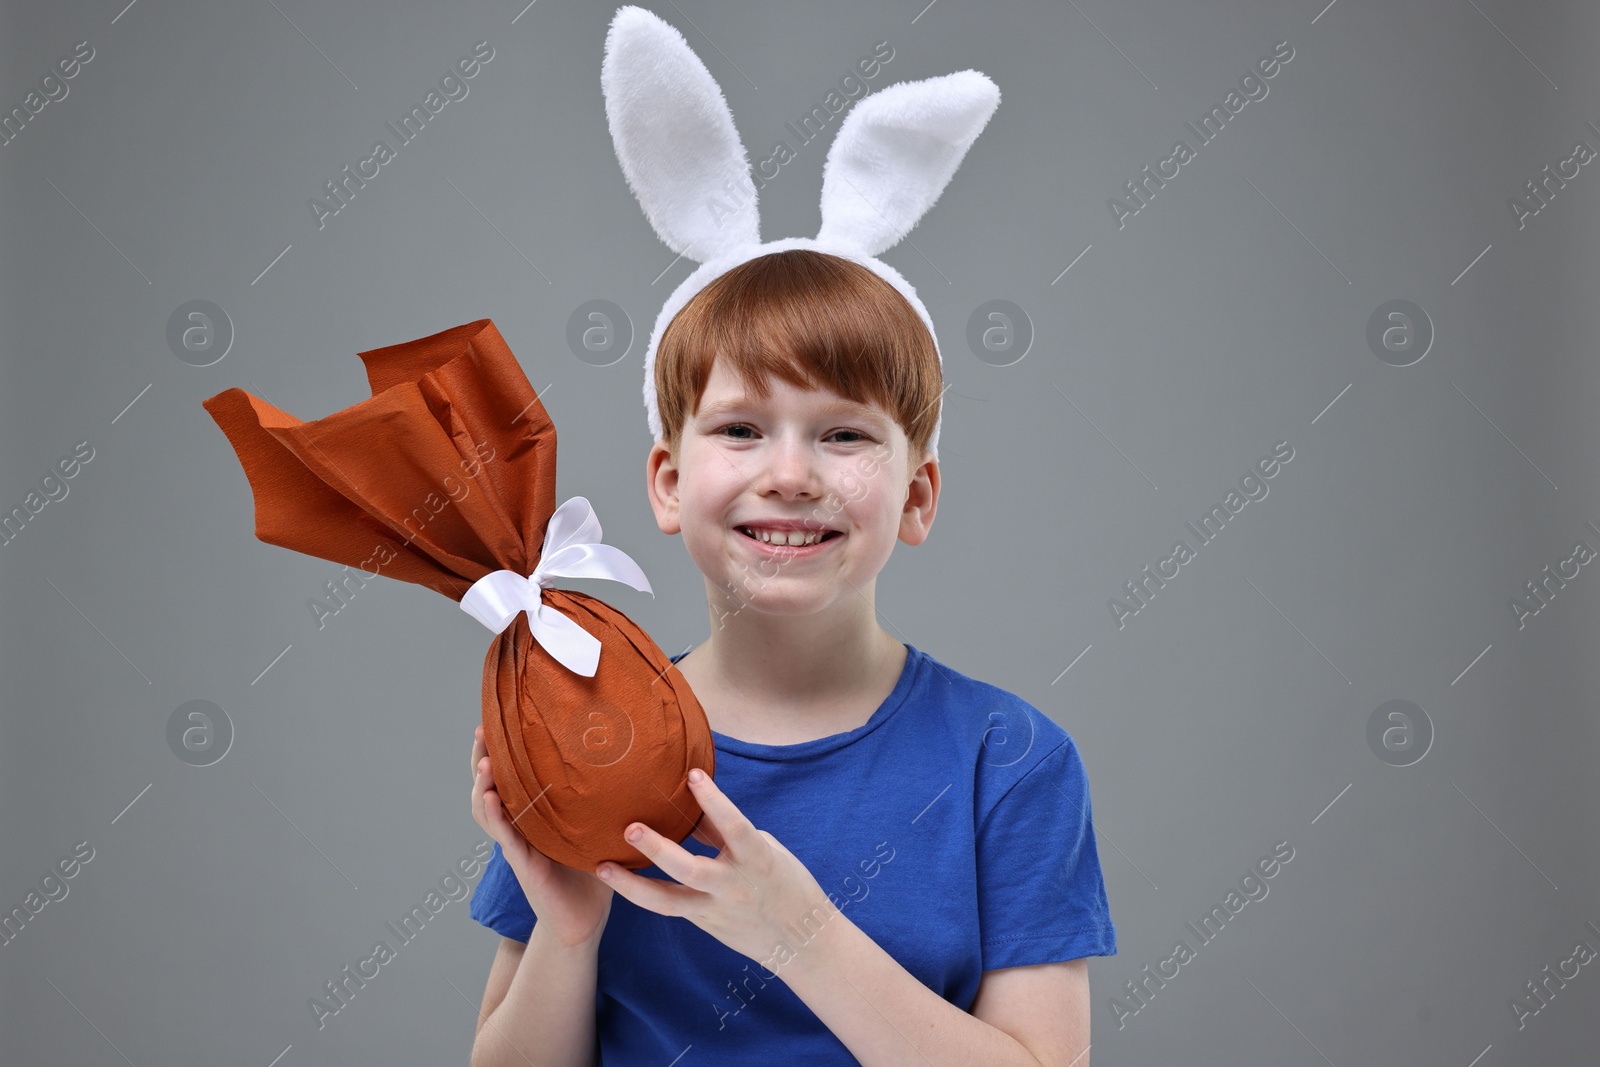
693, 584, 900, 711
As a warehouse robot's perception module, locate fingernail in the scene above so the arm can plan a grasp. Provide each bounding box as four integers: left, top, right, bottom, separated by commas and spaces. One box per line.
626, 825, 643, 842
598, 865, 612, 879
689, 768, 704, 784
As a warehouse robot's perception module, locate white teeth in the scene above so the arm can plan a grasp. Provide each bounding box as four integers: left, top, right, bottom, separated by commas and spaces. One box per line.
739, 526, 827, 546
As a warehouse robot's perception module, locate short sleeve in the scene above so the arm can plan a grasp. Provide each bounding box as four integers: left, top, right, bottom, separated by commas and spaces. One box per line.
976, 737, 1117, 971
468, 840, 537, 943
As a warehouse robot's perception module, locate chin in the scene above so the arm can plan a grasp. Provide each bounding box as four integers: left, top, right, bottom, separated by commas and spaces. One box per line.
708, 581, 840, 619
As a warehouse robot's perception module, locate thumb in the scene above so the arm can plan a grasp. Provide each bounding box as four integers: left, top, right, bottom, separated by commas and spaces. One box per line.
488, 791, 540, 872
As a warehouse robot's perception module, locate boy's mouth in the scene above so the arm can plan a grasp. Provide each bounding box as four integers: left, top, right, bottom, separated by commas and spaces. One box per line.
734, 525, 842, 547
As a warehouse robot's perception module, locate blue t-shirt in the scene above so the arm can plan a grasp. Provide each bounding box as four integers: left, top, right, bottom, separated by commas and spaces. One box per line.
470, 642, 1116, 1064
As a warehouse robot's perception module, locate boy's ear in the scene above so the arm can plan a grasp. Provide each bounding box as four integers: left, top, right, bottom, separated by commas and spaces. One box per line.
646, 438, 682, 535
897, 450, 939, 547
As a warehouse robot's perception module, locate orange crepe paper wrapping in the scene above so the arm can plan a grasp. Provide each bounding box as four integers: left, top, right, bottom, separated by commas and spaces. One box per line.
201, 319, 713, 872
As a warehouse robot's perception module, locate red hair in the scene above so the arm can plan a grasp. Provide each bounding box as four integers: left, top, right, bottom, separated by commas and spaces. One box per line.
654, 249, 940, 471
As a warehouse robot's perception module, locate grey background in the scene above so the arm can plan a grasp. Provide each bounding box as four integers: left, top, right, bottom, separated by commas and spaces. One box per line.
3, 0, 1598, 1064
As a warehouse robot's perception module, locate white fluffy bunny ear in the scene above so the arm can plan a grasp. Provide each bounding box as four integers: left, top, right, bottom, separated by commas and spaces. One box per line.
816, 70, 1001, 258
602, 6, 760, 263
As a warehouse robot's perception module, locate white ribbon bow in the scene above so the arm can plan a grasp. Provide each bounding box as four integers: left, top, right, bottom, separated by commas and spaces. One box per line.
458, 496, 653, 677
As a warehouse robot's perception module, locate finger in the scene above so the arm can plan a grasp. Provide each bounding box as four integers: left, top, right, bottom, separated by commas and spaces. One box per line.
687, 807, 727, 853
471, 761, 490, 813
486, 790, 532, 867
596, 856, 699, 917
685, 769, 758, 856
475, 777, 505, 837
618, 821, 711, 891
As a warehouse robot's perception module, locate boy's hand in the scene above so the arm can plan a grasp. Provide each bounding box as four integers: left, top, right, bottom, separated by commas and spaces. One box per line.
471, 725, 614, 949
595, 768, 837, 966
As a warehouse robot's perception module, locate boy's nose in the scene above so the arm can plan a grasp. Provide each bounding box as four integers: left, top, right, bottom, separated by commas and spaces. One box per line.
758, 436, 824, 495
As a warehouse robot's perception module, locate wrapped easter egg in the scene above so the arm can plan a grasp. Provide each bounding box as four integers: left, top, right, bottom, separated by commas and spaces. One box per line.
201, 318, 712, 871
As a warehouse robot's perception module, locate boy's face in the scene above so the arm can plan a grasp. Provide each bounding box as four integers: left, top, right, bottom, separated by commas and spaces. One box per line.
646, 358, 938, 622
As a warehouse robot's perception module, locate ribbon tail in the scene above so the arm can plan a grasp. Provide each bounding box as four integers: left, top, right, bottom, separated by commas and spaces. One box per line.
527, 602, 602, 677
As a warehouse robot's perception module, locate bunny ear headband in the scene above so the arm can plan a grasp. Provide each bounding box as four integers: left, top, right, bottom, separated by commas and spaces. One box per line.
601, 5, 1001, 462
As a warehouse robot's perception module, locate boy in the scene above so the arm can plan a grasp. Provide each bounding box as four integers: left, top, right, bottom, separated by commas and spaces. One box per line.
468, 249, 1116, 1066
